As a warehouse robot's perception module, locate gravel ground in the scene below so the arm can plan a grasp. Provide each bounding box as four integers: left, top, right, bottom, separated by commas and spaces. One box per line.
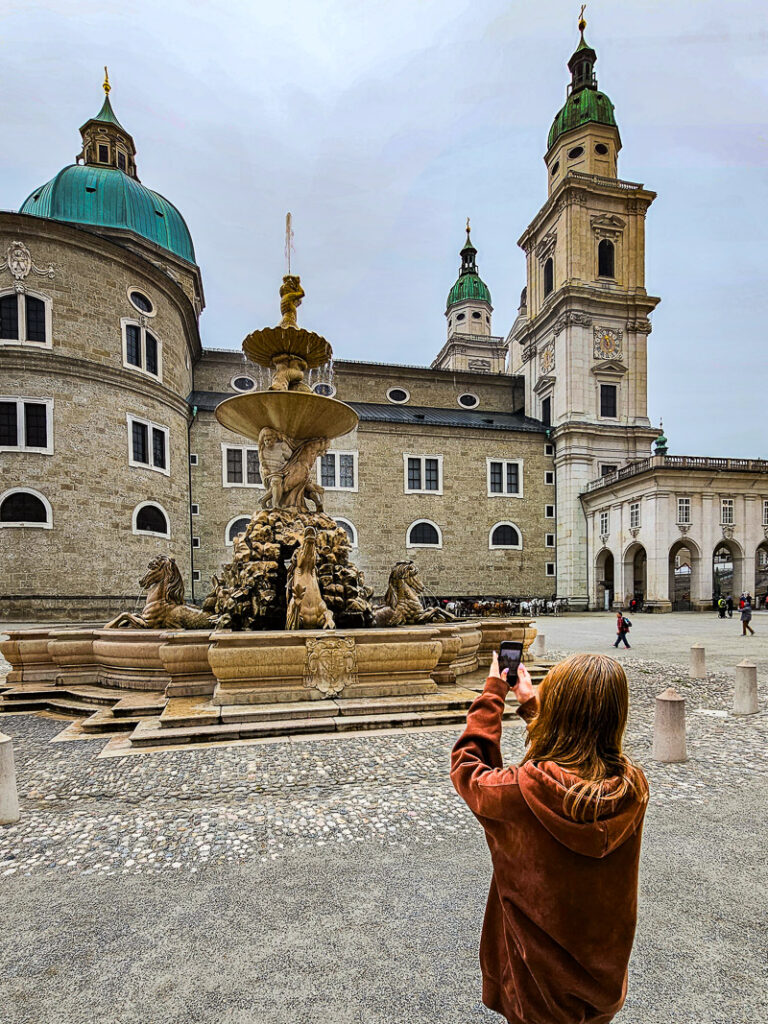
1, 643, 767, 1022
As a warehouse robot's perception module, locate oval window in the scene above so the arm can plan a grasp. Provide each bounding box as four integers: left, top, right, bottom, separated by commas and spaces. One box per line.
458, 393, 479, 409
595, 143, 609, 155
550, 161, 560, 176
456, 313, 466, 321
387, 387, 410, 404
568, 146, 584, 159
313, 382, 337, 398
232, 376, 256, 392
472, 311, 481, 319
129, 290, 153, 314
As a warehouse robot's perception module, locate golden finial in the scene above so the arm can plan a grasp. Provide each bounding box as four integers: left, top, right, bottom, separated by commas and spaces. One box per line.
103, 66, 111, 95
466, 216, 471, 237
578, 4, 587, 36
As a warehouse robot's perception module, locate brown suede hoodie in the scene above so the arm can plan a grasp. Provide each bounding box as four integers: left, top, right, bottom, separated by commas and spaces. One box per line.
450, 676, 648, 1024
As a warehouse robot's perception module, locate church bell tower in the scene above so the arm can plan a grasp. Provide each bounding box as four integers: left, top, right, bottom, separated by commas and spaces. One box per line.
508, 13, 661, 608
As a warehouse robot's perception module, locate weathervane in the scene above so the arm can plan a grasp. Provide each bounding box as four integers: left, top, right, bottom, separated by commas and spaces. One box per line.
103, 66, 111, 95
579, 4, 587, 36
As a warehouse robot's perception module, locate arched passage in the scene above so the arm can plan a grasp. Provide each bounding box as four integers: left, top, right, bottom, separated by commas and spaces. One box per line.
669, 538, 701, 611
712, 539, 744, 605
595, 548, 615, 610
755, 542, 768, 608
622, 543, 647, 607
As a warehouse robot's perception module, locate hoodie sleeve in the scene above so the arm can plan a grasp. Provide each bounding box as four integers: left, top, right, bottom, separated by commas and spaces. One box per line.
450, 676, 521, 821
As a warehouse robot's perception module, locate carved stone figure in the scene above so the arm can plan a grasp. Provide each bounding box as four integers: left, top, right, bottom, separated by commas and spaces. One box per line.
286, 527, 335, 630
279, 274, 305, 328
373, 561, 457, 627
258, 427, 327, 512
270, 353, 311, 392
105, 556, 213, 630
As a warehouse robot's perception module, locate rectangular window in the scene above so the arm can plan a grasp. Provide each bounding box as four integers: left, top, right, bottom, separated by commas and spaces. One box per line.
319, 451, 357, 491
541, 396, 551, 427
222, 445, 262, 487
191, 503, 200, 516
192, 537, 201, 549
545, 471, 555, 485
721, 498, 734, 525
546, 562, 556, 577
545, 504, 555, 518
0, 294, 19, 340
125, 324, 141, 367
128, 415, 168, 473
1, 398, 54, 453
405, 455, 442, 494
600, 463, 618, 477
630, 502, 641, 529
98, 144, 109, 162
0, 401, 18, 446
192, 570, 201, 583
546, 533, 555, 547
545, 443, 554, 456
600, 384, 618, 418
145, 332, 158, 375
677, 497, 691, 525
117, 151, 127, 171
487, 459, 523, 497
24, 403, 48, 448
25, 297, 46, 343
599, 510, 610, 535
123, 321, 161, 378
0, 294, 49, 345
763, 499, 768, 527
189, 454, 198, 466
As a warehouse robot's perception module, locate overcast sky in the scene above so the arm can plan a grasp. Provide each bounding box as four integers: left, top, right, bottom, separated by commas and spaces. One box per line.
3, 0, 767, 456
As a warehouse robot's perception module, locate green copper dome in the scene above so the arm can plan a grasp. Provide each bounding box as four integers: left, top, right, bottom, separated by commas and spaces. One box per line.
446, 227, 491, 310
20, 165, 196, 265
548, 88, 617, 150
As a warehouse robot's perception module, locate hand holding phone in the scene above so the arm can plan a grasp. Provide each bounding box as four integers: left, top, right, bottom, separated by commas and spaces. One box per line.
498, 640, 524, 680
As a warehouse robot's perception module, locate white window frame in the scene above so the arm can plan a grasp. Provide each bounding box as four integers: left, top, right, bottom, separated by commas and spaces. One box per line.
231, 374, 256, 393
191, 503, 200, 516
132, 501, 170, 539
189, 454, 198, 466
0, 396, 53, 454
404, 454, 444, 495
387, 387, 410, 405
127, 414, 170, 476
221, 443, 264, 488
545, 443, 555, 456
406, 519, 443, 549
312, 382, 337, 398
457, 392, 479, 409
192, 569, 202, 583
121, 317, 163, 380
763, 499, 768, 527
629, 501, 641, 529
489, 521, 523, 550
721, 497, 734, 526
546, 562, 556, 577
317, 450, 358, 492
486, 458, 524, 498
545, 533, 556, 547
599, 510, 610, 536
0, 487, 53, 529
225, 514, 252, 546
677, 497, 691, 525
126, 286, 156, 317
544, 471, 555, 486
0, 288, 53, 349
192, 536, 201, 548
545, 504, 555, 518
333, 517, 358, 548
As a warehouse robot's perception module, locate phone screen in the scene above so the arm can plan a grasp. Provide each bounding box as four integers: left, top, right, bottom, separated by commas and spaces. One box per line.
499, 641, 523, 678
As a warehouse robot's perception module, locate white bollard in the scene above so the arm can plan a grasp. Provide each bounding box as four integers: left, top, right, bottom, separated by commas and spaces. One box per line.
0, 731, 20, 825
733, 660, 758, 716
531, 633, 546, 658
653, 687, 687, 763
689, 643, 706, 680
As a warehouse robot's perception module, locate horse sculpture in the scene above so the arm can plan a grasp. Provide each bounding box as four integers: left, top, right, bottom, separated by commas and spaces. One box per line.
105, 556, 213, 630
285, 526, 335, 630
373, 561, 456, 627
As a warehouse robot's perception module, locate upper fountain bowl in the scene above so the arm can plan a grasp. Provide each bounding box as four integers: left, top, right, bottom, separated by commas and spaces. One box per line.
243, 325, 332, 369
216, 391, 359, 443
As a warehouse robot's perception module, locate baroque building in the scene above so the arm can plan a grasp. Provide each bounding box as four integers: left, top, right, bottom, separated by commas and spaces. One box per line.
2, 24, 766, 620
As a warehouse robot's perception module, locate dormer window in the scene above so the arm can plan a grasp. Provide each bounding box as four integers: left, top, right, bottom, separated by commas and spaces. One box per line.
98, 144, 109, 163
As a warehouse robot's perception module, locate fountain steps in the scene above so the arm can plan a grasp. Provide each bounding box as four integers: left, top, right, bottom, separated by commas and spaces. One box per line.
0, 683, 166, 730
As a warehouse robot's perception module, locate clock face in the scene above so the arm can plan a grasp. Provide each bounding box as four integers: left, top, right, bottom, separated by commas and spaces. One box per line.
600, 330, 617, 356
540, 345, 554, 373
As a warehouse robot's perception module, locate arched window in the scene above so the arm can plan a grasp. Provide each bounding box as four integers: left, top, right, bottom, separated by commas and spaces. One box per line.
132, 502, 170, 538
333, 517, 358, 547
0, 289, 51, 347
598, 239, 615, 278
543, 257, 554, 297
0, 488, 52, 528
226, 516, 251, 545
407, 520, 442, 548
489, 522, 522, 550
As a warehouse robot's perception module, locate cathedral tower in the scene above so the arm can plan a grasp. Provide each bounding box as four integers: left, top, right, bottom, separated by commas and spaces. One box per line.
508, 15, 661, 608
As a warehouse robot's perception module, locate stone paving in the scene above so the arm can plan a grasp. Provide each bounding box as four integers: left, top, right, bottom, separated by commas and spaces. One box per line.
1, 653, 765, 879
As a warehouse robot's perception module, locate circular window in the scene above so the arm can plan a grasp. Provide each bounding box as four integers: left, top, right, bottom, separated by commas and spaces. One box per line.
313, 382, 337, 398
387, 387, 410, 404
458, 393, 479, 409
595, 143, 609, 155
550, 161, 560, 176
568, 146, 584, 159
472, 311, 482, 320
231, 375, 256, 392
128, 290, 154, 315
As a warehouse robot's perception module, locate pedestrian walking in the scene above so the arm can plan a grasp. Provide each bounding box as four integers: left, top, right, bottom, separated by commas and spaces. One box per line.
613, 610, 631, 648
717, 596, 726, 619
741, 602, 755, 636
726, 595, 734, 618
451, 652, 649, 1024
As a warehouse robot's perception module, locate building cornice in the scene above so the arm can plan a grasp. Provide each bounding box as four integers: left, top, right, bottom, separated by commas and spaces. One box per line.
511, 285, 660, 346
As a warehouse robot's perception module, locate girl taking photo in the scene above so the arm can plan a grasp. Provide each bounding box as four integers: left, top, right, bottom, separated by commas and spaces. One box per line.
451, 651, 648, 1024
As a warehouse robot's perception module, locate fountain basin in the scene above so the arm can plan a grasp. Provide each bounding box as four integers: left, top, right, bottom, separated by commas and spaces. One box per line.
242, 324, 332, 368
216, 391, 359, 443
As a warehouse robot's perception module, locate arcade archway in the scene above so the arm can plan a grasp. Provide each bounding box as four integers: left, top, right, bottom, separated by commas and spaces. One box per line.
712, 540, 744, 605
669, 538, 700, 611
622, 543, 647, 608
595, 548, 615, 610
756, 542, 768, 607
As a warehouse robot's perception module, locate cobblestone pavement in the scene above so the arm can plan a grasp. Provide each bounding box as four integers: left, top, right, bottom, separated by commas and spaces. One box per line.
0, 658, 765, 878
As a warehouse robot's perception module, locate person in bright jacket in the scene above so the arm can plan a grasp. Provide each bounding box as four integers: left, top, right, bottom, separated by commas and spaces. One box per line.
451, 651, 649, 1024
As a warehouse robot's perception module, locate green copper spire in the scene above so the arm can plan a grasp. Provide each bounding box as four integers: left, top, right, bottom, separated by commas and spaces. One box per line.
446, 219, 492, 310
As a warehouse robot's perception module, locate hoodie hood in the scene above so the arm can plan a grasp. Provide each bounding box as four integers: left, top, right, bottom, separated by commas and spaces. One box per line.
517, 760, 647, 859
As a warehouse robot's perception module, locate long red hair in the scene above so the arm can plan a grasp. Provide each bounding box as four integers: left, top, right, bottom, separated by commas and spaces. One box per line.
521, 653, 647, 822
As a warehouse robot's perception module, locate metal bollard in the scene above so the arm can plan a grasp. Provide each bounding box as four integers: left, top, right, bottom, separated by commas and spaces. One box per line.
689, 643, 706, 680
531, 633, 546, 658
0, 731, 20, 825
733, 660, 758, 716
653, 687, 687, 763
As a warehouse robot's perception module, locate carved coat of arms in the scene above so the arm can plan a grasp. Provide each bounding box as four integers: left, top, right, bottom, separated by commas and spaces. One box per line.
304, 635, 358, 698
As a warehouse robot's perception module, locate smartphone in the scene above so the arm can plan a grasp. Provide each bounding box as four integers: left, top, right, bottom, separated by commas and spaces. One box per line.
498, 640, 524, 679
